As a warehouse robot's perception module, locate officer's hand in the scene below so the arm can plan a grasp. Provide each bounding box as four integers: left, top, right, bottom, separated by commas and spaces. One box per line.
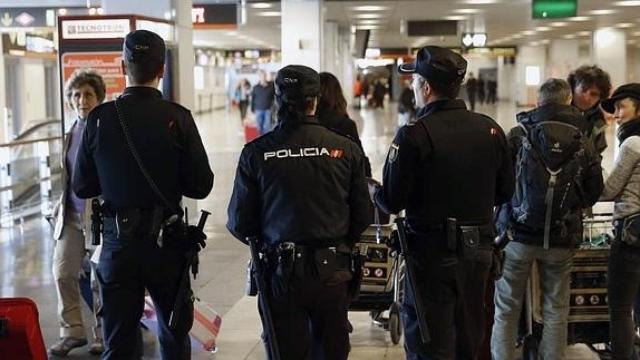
187, 225, 207, 251
366, 178, 381, 203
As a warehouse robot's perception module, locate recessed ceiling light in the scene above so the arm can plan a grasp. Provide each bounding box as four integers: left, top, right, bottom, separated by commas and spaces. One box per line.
356, 19, 384, 24
250, 3, 272, 9
352, 5, 388, 11
577, 31, 591, 36
530, 41, 540, 46
454, 8, 481, 13
541, 39, 550, 44
512, 34, 523, 39
535, 26, 551, 31
628, 39, 637, 44
354, 13, 385, 19
568, 16, 591, 21
563, 34, 576, 39
550, 22, 568, 27
633, 31, 640, 36
616, 23, 635, 28
257, 11, 281, 17
522, 30, 536, 35
356, 25, 381, 30
614, 1, 640, 6
443, 15, 468, 20
588, 9, 617, 15
462, 0, 499, 4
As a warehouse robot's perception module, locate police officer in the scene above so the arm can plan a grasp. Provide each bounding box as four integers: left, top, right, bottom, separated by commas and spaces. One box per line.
227, 65, 372, 360
72, 30, 214, 359
368, 46, 515, 359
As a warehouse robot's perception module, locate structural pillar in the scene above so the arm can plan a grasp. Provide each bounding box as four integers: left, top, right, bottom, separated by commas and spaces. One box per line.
281, 0, 322, 70
514, 45, 546, 106
548, 39, 579, 79
593, 28, 626, 88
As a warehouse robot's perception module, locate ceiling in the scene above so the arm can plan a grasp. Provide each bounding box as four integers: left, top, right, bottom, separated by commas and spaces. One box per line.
196, 0, 640, 51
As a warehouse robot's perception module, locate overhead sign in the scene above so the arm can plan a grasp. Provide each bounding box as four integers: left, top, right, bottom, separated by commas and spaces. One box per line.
532, 0, 577, 19
61, 18, 131, 40
461, 33, 487, 48
0, 8, 56, 28
192, 3, 237, 29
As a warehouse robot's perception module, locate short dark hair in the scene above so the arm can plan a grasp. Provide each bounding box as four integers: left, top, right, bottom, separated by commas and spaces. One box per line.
65, 69, 106, 103
567, 65, 612, 100
538, 78, 571, 105
124, 58, 164, 85
423, 76, 461, 99
319, 72, 347, 116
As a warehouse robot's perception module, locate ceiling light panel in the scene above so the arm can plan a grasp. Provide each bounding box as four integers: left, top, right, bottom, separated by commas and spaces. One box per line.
352, 5, 388, 11
250, 3, 272, 9
616, 23, 634, 28
550, 22, 568, 27
614, 1, 640, 6
354, 13, 385, 19
588, 9, 617, 15
569, 16, 591, 21
443, 15, 468, 20
454, 8, 481, 13
257, 11, 281, 17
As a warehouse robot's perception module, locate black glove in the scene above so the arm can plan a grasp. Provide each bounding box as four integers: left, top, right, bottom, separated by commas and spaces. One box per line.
187, 225, 207, 251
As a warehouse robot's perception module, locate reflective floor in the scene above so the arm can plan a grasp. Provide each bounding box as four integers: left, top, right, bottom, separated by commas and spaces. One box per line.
0, 99, 615, 359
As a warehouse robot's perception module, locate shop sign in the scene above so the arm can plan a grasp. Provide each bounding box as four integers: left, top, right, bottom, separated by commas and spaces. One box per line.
192, 3, 237, 29
61, 51, 126, 103
135, 19, 173, 43
61, 19, 131, 40
0, 8, 55, 28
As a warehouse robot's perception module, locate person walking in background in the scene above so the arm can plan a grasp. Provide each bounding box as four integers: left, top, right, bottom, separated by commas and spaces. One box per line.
465, 72, 478, 111
373, 80, 386, 109
235, 78, 251, 124
353, 74, 363, 109
477, 75, 486, 105
251, 70, 275, 135
49, 69, 106, 357
598, 84, 640, 360
318, 71, 372, 177
397, 79, 415, 126
487, 79, 497, 105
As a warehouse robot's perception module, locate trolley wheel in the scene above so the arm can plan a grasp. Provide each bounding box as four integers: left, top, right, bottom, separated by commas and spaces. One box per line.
388, 302, 402, 345
522, 335, 539, 360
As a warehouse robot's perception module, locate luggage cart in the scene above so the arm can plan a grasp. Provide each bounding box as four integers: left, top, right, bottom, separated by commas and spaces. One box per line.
349, 224, 405, 344
521, 213, 613, 359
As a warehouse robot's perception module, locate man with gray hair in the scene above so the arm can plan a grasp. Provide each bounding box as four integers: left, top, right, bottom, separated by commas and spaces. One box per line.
492, 78, 603, 359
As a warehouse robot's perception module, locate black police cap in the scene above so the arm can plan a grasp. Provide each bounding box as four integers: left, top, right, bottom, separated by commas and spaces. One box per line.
123, 30, 165, 64
398, 46, 467, 84
275, 65, 320, 102
601, 83, 640, 113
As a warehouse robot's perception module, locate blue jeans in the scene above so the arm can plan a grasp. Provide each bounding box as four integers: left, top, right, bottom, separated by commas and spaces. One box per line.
491, 241, 575, 360
255, 109, 272, 135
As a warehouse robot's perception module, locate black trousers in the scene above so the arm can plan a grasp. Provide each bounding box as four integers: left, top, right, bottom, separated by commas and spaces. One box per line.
262, 278, 350, 360
239, 100, 249, 121
97, 217, 192, 360
402, 238, 492, 360
609, 238, 640, 360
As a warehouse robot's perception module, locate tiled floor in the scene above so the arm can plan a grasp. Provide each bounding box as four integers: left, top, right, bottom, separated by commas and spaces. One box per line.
0, 99, 613, 359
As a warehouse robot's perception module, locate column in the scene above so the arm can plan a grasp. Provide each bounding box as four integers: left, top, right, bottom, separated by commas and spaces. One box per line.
548, 39, 579, 79
593, 28, 626, 88
281, 0, 322, 70
514, 45, 546, 107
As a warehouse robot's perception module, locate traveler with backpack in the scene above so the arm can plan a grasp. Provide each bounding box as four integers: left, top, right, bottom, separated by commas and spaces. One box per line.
599, 84, 640, 360
491, 78, 604, 360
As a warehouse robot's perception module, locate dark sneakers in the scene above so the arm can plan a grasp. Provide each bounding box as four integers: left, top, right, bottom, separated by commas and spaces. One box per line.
49, 337, 88, 356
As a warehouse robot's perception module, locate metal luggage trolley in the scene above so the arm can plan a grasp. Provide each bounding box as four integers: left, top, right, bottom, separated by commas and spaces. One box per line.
521, 213, 614, 359
349, 222, 405, 345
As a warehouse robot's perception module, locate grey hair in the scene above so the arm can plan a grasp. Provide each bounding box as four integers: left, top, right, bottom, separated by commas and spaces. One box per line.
538, 78, 572, 106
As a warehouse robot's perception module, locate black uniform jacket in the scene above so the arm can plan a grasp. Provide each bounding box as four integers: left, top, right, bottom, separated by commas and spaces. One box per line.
72, 86, 214, 209
227, 116, 373, 247
374, 99, 514, 234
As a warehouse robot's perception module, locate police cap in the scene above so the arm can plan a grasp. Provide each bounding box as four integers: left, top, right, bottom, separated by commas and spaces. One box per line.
275, 65, 320, 102
398, 46, 467, 84
123, 30, 165, 64
601, 83, 640, 113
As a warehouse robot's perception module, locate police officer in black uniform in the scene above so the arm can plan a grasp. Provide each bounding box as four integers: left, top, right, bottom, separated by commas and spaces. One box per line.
227, 65, 372, 360
369, 46, 514, 359
72, 30, 214, 359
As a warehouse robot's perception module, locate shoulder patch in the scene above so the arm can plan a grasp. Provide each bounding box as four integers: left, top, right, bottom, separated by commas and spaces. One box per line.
387, 143, 400, 163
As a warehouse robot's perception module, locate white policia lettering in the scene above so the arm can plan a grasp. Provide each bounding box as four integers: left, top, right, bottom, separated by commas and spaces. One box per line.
263, 147, 343, 161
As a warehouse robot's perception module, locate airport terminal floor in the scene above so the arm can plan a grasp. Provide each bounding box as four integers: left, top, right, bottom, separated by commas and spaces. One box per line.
0, 99, 617, 359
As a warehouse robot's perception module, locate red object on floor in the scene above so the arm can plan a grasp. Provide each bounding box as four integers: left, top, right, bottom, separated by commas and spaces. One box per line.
244, 124, 259, 143
0, 298, 47, 360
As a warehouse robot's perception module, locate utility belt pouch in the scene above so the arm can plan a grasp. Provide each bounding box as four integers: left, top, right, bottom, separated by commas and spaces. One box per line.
458, 225, 480, 257
314, 247, 338, 282
115, 210, 142, 238
348, 249, 364, 299
621, 214, 640, 247
271, 242, 295, 297
446, 218, 458, 251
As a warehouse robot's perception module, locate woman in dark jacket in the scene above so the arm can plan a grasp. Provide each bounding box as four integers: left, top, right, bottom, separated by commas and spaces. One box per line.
318, 72, 372, 176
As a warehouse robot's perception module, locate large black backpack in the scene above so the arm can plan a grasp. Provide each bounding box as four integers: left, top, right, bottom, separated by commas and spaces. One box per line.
511, 121, 586, 249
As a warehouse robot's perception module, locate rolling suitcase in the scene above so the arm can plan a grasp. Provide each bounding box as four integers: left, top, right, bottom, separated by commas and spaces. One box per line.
244, 124, 259, 143
0, 298, 47, 360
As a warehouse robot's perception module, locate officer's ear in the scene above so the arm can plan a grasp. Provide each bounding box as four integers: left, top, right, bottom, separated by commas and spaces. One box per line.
423, 80, 433, 99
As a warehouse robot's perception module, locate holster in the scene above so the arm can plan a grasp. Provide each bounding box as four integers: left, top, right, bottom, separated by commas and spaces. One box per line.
348, 250, 364, 299
445, 218, 494, 258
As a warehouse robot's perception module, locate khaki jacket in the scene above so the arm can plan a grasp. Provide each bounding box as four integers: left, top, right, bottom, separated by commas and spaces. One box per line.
52, 120, 94, 247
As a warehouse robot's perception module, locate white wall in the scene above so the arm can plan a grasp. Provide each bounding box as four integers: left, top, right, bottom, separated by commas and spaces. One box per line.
548, 39, 579, 79
515, 45, 546, 106
281, 0, 322, 70
593, 28, 627, 88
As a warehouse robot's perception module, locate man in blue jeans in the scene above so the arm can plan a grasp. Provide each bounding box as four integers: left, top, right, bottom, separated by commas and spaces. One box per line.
492, 79, 603, 360
251, 70, 275, 135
